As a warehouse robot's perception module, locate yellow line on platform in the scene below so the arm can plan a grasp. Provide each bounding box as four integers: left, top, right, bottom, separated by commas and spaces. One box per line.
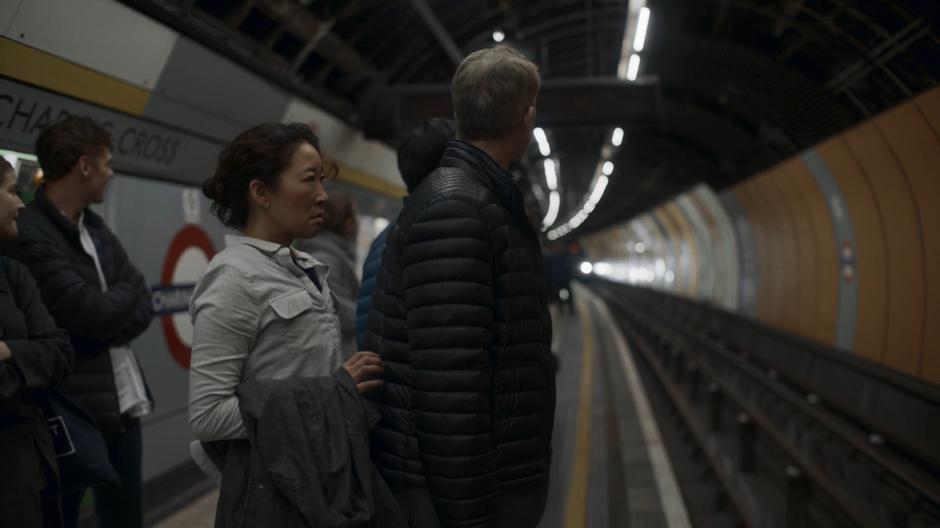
564, 295, 595, 528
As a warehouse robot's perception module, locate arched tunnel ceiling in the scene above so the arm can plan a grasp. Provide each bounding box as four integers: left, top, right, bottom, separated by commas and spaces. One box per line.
124, 0, 939, 237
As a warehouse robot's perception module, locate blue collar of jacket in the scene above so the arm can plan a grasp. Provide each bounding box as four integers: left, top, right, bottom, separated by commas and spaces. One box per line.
33, 187, 103, 244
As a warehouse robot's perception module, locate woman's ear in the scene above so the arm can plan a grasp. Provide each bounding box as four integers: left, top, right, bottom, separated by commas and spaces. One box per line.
248, 179, 271, 210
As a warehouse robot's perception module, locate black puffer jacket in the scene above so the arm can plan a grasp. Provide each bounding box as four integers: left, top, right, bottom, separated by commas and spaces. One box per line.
367, 140, 555, 528
0, 256, 72, 527
4, 189, 153, 434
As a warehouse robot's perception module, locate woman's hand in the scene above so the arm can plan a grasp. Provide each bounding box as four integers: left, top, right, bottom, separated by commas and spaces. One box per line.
343, 351, 384, 393
0, 342, 11, 362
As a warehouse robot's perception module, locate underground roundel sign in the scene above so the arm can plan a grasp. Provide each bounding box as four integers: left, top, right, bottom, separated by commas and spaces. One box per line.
152, 225, 216, 368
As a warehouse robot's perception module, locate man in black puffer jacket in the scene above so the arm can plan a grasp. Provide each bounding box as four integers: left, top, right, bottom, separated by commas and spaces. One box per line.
367, 46, 555, 528
5, 116, 153, 528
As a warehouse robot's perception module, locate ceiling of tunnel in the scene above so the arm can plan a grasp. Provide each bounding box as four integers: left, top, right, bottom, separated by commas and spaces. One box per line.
123, 0, 940, 239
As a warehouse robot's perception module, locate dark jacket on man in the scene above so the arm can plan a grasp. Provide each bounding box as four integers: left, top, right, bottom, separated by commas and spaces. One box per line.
4, 188, 153, 434
355, 225, 389, 348
0, 256, 73, 527
366, 140, 556, 528
204, 372, 406, 528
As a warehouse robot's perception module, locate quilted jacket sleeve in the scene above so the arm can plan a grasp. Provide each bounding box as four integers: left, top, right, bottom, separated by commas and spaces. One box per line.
107, 229, 153, 345
401, 195, 498, 528
9, 222, 144, 349
0, 258, 73, 400
356, 226, 388, 349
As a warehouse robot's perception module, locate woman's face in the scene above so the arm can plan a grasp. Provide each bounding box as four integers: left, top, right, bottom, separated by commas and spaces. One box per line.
268, 142, 329, 240
0, 169, 24, 239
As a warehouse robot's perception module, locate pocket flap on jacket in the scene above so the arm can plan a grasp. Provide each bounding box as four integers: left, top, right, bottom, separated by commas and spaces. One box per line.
270, 290, 314, 319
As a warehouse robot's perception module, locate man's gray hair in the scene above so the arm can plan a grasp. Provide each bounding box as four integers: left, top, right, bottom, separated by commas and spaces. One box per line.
451, 45, 541, 141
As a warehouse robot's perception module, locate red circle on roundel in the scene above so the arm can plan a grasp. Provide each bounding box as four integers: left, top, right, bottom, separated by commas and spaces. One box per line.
161, 225, 216, 369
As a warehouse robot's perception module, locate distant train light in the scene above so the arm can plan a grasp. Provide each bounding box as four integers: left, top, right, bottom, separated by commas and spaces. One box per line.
492, 29, 505, 43
580, 261, 594, 274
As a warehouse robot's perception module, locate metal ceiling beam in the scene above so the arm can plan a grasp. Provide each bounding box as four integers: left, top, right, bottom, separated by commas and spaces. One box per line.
408, 0, 465, 66
255, 0, 378, 78
117, 0, 357, 119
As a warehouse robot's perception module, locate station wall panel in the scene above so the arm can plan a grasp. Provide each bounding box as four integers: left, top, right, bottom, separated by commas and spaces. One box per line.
789, 153, 840, 346
766, 168, 802, 334
561, 90, 940, 384
753, 175, 789, 328
816, 139, 887, 362
733, 180, 771, 322
843, 122, 924, 378
875, 102, 940, 384
4, 0, 178, 90
778, 160, 819, 340
720, 191, 757, 315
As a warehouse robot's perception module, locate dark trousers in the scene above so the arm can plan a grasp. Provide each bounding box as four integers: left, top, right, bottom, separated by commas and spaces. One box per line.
2, 465, 61, 528
61, 419, 143, 528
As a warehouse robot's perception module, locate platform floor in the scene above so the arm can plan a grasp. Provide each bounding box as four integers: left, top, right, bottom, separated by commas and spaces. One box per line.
152, 284, 689, 528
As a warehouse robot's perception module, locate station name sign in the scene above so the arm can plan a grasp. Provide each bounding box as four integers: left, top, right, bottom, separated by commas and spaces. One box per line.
0, 78, 219, 185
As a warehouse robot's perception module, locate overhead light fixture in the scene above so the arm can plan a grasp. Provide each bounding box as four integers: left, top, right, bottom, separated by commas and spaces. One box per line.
633, 7, 650, 52
588, 175, 609, 205
602, 161, 614, 176
542, 191, 560, 228
492, 29, 505, 43
533, 127, 551, 156
543, 158, 557, 190
612, 127, 624, 147
627, 54, 641, 81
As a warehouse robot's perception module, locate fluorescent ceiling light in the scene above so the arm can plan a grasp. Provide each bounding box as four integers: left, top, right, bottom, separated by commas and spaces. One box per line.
633, 7, 650, 52
492, 30, 505, 43
627, 54, 641, 81
542, 191, 559, 228
612, 127, 624, 147
533, 127, 551, 156
589, 175, 609, 205
543, 159, 557, 190
602, 161, 614, 176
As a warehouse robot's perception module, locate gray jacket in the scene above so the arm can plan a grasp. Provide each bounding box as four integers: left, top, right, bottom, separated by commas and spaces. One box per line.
204, 371, 406, 528
189, 235, 344, 442
297, 231, 359, 358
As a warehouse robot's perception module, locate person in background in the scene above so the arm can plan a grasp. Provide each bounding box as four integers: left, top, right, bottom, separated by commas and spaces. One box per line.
355, 118, 455, 348
296, 190, 360, 358
367, 46, 555, 528
0, 157, 73, 528
6, 116, 154, 528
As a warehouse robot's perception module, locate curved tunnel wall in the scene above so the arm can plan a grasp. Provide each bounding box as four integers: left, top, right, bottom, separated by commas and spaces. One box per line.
583, 85, 940, 385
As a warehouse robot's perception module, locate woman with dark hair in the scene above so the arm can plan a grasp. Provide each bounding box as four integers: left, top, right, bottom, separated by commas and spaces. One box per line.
190, 123, 383, 442
0, 157, 73, 527
189, 123, 401, 524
